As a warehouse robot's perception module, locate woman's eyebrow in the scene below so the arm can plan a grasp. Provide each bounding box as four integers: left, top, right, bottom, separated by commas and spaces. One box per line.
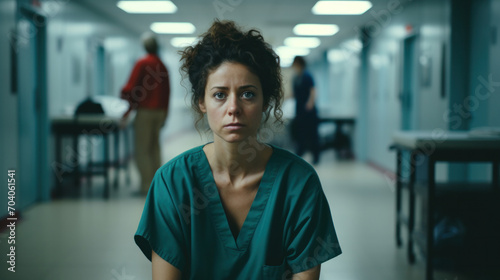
210, 85, 258, 90
239, 85, 258, 90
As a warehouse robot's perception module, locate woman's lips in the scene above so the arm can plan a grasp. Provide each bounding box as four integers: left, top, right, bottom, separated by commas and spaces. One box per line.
224, 123, 245, 130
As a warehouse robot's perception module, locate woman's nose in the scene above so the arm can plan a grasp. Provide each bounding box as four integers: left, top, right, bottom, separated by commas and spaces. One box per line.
227, 94, 241, 116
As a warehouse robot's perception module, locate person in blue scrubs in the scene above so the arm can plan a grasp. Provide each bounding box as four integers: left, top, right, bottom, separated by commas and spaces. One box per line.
134, 20, 341, 280
291, 56, 320, 165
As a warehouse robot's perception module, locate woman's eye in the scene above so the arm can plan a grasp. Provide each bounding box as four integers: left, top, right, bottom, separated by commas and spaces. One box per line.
214, 92, 225, 99
242, 91, 255, 99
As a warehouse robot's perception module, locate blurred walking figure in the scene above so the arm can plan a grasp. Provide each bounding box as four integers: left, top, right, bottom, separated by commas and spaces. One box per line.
121, 33, 170, 195
291, 56, 320, 164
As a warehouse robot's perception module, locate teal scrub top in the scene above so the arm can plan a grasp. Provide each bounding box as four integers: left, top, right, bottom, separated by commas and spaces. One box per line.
134, 144, 341, 279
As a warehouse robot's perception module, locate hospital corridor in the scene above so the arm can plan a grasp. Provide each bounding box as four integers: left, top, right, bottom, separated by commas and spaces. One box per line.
1, 132, 426, 280
1, 0, 500, 279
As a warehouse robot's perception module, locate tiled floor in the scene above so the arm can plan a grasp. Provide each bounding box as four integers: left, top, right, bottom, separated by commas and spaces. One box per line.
0, 130, 475, 280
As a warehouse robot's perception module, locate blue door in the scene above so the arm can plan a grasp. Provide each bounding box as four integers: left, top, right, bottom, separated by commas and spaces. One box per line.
401, 35, 417, 130
94, 44, 106, 95
17, 8, 49, 209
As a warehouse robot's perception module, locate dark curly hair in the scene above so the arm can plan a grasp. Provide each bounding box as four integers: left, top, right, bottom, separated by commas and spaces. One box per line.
180, 20, 283, 130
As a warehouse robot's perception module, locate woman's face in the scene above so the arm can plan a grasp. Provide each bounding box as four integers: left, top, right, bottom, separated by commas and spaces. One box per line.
200, 61, 265, 143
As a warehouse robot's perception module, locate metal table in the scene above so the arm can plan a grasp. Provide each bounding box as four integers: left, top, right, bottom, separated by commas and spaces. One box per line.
51, 115, 133, 199
318, 115, 356, 158
391, 130, 500, 280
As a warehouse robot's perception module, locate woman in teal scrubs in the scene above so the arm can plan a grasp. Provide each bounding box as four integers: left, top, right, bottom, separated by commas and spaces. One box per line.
134, 20, 341, 280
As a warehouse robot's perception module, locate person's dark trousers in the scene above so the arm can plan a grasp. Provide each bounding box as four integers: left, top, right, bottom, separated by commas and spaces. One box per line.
294, 113, 320, 164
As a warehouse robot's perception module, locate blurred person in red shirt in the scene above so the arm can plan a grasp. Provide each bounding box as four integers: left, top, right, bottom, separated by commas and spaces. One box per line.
121, 33, 170, 195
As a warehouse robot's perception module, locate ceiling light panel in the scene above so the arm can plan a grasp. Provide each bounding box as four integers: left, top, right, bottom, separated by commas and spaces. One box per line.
284, 37, 321, 48
170, 37, 198, 48
276, 46, 311, 57
280, 57, 294, 68
293, 24, 339, 36
117, 1, 178, 14
312, 1, 372, 15
275, 46, 311, 67
150, 22, 196, 34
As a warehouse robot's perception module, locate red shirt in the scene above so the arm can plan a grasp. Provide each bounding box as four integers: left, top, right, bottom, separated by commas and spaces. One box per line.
121, 54, 170, 110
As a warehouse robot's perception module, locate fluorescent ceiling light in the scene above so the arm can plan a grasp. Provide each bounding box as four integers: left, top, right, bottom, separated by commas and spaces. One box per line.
275, 46, 311, 66
293, 24, 339, 36
284, 37, 321, 48
170, 37, 198, 48
275, 46, 311, 57
150, 22, 196, 34
117, 1, 177, 14
280, 57, 294, 68
312, 1, 372, 15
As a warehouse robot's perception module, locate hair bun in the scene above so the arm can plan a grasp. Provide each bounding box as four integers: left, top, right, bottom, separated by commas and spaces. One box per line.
180, 19, 284, 131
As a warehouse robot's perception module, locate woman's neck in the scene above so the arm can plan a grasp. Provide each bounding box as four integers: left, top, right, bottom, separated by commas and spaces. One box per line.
205, 136, 271, 180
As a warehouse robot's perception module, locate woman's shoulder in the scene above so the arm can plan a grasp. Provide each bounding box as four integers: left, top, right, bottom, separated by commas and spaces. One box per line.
270, 145, 318, 177
270, 145, 323, 200
151, 145, 207, 198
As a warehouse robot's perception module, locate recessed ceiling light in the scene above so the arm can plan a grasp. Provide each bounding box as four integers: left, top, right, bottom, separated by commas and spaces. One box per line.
293, 24, 339, 36
276, 46, 311, 57
150, 22, 196, 34
284, 37, 321, 48
312, 1, 372, 15
275, 46, 311, 67
117, 1, 178, 14
170, 37, 198, 48
279, 57, 294, 68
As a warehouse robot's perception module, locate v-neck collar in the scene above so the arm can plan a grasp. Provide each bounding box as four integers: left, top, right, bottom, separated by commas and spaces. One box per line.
196, 143, 279, 251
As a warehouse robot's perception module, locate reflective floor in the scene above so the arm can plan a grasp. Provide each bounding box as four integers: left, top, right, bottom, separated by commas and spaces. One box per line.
0, 130, 474, 280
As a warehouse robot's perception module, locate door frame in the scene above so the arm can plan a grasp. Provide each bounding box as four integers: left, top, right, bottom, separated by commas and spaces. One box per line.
400, 33, 419, 131
17, 4, 50, 208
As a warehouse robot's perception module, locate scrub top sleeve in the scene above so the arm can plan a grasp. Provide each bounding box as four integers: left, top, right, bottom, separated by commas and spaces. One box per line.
285, 173, 341, 274
134, 168, 186, 272
306, 72, 314, 88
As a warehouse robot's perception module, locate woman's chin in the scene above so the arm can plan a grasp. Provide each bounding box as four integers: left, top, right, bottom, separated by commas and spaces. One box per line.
212, 129, 259, 144
224, 136, 247, 143
219, 133, 253, 144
